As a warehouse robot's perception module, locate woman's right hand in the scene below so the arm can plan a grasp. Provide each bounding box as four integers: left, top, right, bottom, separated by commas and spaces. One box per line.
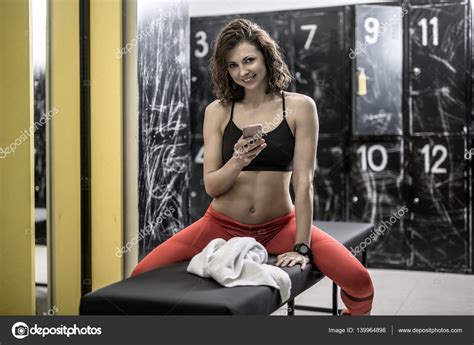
232, 135, 267, 168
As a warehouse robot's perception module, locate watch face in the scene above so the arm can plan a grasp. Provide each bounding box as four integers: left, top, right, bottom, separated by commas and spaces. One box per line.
299, 245, 308, 254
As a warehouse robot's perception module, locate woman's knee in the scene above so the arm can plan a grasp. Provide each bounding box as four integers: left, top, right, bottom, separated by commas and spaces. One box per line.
351, 267, 374, 297
131, 263, 146, 277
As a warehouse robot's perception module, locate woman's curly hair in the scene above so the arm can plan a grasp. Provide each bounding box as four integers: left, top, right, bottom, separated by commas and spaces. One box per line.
209, 18, 294, 106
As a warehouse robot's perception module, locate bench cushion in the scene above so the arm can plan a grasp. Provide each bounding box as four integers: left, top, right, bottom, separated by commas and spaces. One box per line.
79, 221, 374, 315
80, 255, 323, 315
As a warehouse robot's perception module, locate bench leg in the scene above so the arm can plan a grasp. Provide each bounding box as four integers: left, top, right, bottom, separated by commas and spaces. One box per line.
287, 298, 295, 315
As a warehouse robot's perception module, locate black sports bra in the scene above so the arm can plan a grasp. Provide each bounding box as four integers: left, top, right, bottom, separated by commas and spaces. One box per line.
221, 91, 295, 171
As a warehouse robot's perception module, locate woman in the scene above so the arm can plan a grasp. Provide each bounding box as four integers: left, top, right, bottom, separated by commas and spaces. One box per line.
131, 18, 374, 316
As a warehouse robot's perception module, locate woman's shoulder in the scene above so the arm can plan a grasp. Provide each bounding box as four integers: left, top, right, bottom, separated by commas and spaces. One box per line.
282, 92, 317, 121
203, 100, 232, 132
282, 91, 316, 108
205, 99, 231, 116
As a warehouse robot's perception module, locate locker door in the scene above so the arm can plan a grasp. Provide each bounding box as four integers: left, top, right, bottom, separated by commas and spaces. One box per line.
407, 136, 469, 272
350, 139, 407, 268
190, 16, 234, 137
293, 8, 348, 135
314, 138, 346, 221
409, 3, 468, 134
353, 5, 403, 136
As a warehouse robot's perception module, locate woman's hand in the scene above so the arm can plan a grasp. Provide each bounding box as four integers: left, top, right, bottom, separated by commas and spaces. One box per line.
232, 135, 267, 168
275, 251, 310, 271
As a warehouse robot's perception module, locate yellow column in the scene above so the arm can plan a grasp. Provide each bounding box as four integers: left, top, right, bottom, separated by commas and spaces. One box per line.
123, 0, 139, 277
90, 0, 123, 289
49, 0, 82, 314
0, 0, 35, 315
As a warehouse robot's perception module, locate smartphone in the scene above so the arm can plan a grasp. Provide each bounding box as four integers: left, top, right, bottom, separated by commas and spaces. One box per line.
242, 124, 262, 139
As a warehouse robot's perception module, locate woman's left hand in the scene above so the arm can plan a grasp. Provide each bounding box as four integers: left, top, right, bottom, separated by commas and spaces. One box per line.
275, 251, 310, 271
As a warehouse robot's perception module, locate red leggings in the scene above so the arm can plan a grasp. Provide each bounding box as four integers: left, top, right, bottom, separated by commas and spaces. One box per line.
131, 204, 374, 315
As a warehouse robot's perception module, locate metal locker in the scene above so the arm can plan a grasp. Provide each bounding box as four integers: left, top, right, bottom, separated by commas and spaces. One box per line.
349, 139, 407, 269
292, 7, 349, 136
353, 5, 404, 136
313, 138, 347, 221
408, 2, 469, 134
407, 136, 469, 272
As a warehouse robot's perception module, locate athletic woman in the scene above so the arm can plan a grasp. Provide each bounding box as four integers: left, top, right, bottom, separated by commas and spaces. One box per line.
131, 18, 374, 316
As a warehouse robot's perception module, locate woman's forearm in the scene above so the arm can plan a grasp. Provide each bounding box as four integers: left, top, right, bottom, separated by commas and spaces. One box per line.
294, 184, 314, 246
204, 157, 243, 198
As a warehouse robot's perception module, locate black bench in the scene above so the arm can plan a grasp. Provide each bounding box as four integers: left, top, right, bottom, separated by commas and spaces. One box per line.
79, 221, 373, 315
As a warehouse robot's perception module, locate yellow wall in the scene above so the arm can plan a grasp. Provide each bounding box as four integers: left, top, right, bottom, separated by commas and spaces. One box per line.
90, 0, 123, 289
0, 0, 35, 315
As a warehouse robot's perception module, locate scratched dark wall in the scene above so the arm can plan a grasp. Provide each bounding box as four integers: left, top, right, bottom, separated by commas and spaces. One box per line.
34, 69, 46, 209
138, 0, 191, 260
34, 68, 47, 245
471, 0, 474, 274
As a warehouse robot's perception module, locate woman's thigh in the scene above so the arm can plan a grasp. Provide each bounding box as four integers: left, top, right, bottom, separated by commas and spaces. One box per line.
131, 215, 233, 276
264, 220, 367, 279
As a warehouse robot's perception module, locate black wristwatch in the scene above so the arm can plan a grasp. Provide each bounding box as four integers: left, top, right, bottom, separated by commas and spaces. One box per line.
294, 243, 312, 258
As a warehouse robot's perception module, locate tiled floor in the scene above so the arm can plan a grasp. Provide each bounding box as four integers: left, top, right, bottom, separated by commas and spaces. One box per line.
272, 268, 474, 316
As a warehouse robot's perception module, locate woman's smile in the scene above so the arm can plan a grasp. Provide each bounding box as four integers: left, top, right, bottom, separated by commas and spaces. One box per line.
242, 74, 256, 83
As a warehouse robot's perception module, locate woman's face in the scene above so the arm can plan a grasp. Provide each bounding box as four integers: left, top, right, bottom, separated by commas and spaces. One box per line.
225, 41, 267, 90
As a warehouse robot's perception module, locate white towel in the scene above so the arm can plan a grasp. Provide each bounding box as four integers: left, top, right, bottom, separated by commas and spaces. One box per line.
187, 237, 291, 303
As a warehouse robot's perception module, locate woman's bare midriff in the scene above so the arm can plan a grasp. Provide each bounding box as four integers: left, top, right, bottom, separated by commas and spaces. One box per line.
210, 170, 294, 224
